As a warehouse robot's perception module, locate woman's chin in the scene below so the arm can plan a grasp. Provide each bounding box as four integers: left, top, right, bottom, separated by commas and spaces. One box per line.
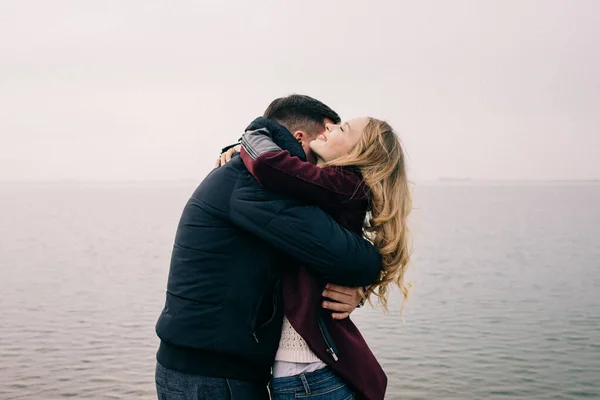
308, 142, 320, 154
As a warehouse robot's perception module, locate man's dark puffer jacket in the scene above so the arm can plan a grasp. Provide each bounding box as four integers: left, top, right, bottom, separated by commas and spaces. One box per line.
155, 118, 381, 385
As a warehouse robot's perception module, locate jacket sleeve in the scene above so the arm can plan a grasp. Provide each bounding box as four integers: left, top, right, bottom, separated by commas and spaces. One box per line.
229, 173, 381, 287
240, 129, 366, 211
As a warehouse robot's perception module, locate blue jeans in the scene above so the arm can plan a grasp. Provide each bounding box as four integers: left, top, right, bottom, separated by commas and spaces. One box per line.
155, 362, 269, 400
270, 367, 355, 400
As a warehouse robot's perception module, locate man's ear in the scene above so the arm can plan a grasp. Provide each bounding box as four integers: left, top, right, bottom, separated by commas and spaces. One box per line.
292, 131, 307, 143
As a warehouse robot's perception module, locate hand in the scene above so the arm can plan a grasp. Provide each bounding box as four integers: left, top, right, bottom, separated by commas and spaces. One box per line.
214, 145, 241, 168
321, 283, 365, 320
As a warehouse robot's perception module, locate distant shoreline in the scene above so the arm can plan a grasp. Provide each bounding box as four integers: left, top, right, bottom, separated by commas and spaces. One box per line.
1, 179, 599, 186
433, 178, 600, 184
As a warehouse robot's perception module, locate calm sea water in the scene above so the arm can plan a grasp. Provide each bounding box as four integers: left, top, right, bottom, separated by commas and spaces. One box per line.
1, 182, 599, 399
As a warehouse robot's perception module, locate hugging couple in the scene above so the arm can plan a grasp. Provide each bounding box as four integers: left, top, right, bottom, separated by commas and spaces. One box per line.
155, 94, 412, 400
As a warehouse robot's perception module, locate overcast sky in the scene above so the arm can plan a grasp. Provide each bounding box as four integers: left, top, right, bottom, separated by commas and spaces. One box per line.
1, 0, 598, 181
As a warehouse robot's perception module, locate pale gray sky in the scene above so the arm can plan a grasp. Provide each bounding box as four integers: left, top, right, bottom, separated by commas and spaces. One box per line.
1, 0, 598, 181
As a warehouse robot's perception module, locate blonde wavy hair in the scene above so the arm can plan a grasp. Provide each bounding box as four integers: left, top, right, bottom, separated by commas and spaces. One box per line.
325, 118, 412, 312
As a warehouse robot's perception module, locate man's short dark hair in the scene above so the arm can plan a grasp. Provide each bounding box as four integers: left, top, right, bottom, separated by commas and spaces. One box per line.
263, 94, 341, 137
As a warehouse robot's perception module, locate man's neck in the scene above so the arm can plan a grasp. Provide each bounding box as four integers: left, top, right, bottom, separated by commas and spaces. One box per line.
305, 150, 319, 166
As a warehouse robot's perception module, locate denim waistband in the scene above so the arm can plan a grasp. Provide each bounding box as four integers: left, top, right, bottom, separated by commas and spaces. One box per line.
270, 367, 344, 394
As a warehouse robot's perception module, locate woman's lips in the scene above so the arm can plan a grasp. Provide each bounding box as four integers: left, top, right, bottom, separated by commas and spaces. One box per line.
317, 134, 327, 142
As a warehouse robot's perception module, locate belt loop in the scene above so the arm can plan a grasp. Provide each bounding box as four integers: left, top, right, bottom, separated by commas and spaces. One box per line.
299, 373, 311, 395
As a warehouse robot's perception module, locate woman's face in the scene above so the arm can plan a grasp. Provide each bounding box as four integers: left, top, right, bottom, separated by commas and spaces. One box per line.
310, 117, 369, 163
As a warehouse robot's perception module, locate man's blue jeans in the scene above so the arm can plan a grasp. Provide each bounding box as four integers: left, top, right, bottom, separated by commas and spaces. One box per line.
155, 362, 269, 400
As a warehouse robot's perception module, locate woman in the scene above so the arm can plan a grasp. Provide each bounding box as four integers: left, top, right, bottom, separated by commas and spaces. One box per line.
239, 116, 412, 400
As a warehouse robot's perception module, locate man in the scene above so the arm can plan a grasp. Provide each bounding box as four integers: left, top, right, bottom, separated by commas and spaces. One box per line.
155, 95, 381, 399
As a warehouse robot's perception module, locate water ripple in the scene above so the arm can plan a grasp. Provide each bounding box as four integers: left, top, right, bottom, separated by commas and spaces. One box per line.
1, 183, 599, 399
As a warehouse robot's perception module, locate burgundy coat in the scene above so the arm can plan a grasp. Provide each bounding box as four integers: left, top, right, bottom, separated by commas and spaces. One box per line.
240, 123, 387, 400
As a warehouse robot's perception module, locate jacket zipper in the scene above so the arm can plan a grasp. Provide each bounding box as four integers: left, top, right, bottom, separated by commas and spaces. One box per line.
251, 279, 280, 343
317, 314, 339, 362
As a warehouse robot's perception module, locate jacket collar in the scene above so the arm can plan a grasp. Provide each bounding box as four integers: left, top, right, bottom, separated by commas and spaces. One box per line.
245, 117, 307, 162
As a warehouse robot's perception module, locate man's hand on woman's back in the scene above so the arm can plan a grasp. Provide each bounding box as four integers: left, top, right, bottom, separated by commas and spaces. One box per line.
322, 284, 364, 320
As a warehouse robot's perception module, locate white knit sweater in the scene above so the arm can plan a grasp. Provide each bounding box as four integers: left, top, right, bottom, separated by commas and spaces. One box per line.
274, 316, 324, 363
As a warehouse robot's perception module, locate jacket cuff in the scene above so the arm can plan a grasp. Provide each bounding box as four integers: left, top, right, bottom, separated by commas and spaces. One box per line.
241, 128, 282, 160
357, 286, 368, 308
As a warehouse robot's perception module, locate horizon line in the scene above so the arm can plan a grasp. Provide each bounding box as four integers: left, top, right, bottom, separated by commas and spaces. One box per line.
1, 178, 598, 184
